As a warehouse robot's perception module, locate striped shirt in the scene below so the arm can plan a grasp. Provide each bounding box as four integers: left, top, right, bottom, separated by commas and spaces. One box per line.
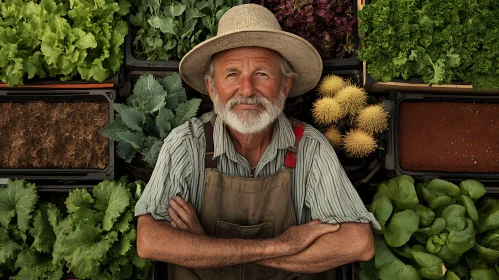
135, 111, 380, 229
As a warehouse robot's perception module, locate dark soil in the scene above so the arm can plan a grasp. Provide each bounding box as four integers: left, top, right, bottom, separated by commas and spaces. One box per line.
0, 101, 109, 169
399, 101, 499, 173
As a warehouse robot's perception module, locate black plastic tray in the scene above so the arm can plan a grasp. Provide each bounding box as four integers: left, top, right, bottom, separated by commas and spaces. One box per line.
385, 92, 499, 182
0, 65, 124, 90
0, 89, 116, 181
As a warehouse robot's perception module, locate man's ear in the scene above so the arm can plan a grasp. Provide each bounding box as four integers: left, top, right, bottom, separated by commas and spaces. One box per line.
205, 77, 215, 99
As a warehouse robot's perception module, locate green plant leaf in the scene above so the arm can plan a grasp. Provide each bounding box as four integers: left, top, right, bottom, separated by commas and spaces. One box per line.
121, 108, 146, 132
426, 179, 461, 198
418, 217, 446, 237
93, 180, 130, 231
442, 205, 467, 232
470, 268, 499, 280
429, 196, 453, 210
117, 131, 142, 149
30, 204, 56, 253
457, 195, 479, 221
13, 248, 63, 280
116, 141, 137, 163
0, 227, 22, 263
172, 99, 201, 127
385, 209, 420, 247
113, 103, 132, 114
0, 180, 38, 233
99, 118, 129, 142
412, 245, 446, 279
447, 218, 476, 256
378, 175, 419, 209
460, 180, 486, 200
473, 243, 499, 264
369, 193, 392, 233
410, 204, 435, 227
144, 139, 163, 167
374, 235, 421, 280
157, 107, 174, 138
56, 223, 117, 279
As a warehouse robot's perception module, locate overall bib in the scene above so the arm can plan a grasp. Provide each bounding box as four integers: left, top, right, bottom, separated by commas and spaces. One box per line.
168, 119, 335, 280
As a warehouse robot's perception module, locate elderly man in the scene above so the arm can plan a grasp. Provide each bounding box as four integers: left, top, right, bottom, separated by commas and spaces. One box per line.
135, 4, 380, 280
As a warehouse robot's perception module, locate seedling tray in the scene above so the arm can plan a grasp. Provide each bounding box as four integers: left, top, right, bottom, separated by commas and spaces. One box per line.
385, 92, 499, 182
0, 89, 116, 181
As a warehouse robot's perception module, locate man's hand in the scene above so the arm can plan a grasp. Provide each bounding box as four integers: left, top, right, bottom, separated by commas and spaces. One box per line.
168, 195, 206, 235
273, 220, 341, 255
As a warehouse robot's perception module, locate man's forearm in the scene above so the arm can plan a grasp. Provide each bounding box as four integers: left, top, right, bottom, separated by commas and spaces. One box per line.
137, 214, 284, 269
256, 223, 375, 273
137, 214, 339, 269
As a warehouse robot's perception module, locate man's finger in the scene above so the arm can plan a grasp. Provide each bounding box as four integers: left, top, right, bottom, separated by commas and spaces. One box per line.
168, 207, 188, 229
171, 221, 177, 228
170, 199, 193, 225
174, 195, 195, 213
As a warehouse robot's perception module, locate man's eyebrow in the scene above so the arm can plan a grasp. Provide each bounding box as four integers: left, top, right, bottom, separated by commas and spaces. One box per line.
255, 66, 273, 73
222, 67, 239, 73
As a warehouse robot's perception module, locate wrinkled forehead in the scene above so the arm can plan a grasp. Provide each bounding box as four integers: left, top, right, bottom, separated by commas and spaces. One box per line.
211, 47, 281, 67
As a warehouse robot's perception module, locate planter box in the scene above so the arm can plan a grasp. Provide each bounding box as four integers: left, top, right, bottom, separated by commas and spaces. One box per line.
363, 62, 499, 94
250, 0, 361, 71
358, 0, 499, 93
125, 0, 251, 71
0, 67, 123, 90
0, 89, 116, 181
384, 92, 499, 182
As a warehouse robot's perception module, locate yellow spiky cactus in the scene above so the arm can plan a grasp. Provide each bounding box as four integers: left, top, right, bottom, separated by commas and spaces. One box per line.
312, 97, 346, 125
335, 86, 367, 116
342, 129, 377, 158
323, 126, 342, 149
318, 75, 345, 97
355, 104, 389, 135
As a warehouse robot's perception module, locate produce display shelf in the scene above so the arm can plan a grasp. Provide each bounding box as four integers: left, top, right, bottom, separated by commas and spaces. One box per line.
385, 92, 499, 181
0, 89, 116, 181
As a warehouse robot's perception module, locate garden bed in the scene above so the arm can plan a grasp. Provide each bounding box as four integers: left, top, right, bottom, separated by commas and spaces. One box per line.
126, 0, 247, 71
387, 92, 499, 179
252, 0, 360, 70
0, 89, 115, 180
358, 0, 499, 91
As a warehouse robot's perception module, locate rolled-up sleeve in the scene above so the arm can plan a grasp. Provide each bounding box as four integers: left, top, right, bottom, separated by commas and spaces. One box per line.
305, 135, 381, 230
134, 129, 192, 221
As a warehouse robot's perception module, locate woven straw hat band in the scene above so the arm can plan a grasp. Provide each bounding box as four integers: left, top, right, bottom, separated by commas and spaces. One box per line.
217, 4, 282, 35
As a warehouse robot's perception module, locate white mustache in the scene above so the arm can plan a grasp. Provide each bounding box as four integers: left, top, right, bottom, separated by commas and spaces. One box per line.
227, 96, 269, 109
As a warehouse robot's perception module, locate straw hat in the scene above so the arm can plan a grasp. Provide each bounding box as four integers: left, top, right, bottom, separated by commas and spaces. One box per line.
179, 4, 323, 98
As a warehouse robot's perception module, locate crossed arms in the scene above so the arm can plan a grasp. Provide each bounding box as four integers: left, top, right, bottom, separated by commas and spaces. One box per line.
136, 196, 375, 273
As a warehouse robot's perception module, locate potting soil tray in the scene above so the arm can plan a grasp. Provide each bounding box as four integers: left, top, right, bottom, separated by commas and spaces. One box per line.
386, 92, 499, 180
0, 89, 115, 180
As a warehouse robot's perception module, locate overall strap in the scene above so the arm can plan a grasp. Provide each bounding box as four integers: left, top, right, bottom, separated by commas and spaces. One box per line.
284, 119, 305, 169
203, 117, 217, 169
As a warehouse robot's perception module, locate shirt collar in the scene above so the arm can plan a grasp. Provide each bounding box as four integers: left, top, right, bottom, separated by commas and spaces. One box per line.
212, 113, 296, 160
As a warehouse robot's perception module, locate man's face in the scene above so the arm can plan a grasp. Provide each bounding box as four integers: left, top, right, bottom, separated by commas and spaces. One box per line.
206, 47, 293, 134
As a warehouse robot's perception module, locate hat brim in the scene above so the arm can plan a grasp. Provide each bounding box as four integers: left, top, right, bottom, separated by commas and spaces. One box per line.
179, 29, 323, 98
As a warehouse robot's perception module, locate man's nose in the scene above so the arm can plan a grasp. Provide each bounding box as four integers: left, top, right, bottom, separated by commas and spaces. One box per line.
238, 74, 255, 97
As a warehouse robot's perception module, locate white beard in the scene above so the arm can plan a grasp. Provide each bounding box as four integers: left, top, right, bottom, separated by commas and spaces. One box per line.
213, 87, 285, 135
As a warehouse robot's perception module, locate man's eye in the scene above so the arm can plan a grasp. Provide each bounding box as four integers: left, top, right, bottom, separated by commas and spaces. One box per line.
226, 73, 237, 77
256, 72, 269, 77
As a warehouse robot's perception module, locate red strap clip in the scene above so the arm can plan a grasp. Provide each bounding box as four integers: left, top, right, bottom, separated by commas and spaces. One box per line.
284, 123, 305, 169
